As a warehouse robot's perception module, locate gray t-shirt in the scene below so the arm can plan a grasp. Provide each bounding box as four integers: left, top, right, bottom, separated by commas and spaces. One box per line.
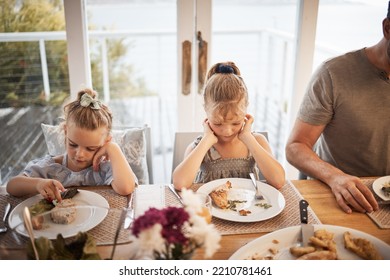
298, 48, 390, 176
23, 154, 114, 187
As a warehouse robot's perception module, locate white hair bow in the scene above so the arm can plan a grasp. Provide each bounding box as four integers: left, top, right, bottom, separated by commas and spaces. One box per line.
80, 93, 102, 110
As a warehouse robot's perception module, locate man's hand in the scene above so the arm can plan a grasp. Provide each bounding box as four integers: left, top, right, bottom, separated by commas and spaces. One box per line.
328, 174, 379, 214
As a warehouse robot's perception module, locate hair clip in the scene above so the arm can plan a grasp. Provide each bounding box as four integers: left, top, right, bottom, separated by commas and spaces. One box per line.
217, 64, 235, 74
80, 93, 102, 110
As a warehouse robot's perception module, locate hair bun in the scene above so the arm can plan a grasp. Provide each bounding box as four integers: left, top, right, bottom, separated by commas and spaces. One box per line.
217, 64, 235, 74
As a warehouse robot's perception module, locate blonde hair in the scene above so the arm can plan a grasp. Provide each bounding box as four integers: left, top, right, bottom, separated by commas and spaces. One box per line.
203, 61, 249, 119
63, 88, 113, 132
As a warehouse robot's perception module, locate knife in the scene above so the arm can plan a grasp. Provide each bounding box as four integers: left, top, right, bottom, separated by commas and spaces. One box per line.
299, 199, 313, 247
167, 184, 184, 205
124, 193, 134, 229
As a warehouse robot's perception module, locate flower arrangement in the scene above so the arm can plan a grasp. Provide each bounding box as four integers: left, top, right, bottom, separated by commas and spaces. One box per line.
130, 189, 221, 260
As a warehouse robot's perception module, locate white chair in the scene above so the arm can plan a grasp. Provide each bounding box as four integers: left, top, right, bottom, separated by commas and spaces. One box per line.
171, 131, 268, 182
171, 132, 201, 182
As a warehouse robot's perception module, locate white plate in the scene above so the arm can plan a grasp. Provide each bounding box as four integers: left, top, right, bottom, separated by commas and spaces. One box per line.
229, 224, 390, 260
372, 176, 390, 201
197, 178, 285, 222
8, 190, 109, 239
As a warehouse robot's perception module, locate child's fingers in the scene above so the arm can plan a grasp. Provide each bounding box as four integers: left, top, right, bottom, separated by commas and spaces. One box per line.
51, 180, 65, 202
245, 114, 254, 124
92, 149, 104, 171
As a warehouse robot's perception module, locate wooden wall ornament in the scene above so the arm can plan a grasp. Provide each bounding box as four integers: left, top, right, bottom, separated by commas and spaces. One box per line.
197, 31, 207, 94
182, 40, 192, 95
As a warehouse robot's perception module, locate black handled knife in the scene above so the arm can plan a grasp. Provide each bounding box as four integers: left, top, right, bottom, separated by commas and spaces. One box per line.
299, 199, 313, 246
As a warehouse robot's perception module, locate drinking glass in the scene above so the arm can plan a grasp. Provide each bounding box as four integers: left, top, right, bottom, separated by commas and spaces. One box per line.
196, 193, 212, 224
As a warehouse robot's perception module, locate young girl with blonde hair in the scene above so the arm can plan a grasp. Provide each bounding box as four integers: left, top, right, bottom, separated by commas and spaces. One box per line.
173, 62, 285, 189
7, 88, 137, 201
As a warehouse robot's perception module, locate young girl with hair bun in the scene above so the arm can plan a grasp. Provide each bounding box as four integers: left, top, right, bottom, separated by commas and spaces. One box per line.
173, 62, 285, 190
7, 88, 137, 201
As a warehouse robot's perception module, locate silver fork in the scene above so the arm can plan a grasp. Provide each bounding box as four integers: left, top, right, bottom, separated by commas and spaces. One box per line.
249, 173, 264, 200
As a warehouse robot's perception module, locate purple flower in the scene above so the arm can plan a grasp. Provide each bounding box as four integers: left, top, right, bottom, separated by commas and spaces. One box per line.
163, 207, 189, 227
131, 208, 167, 236
131, 207, 191, 243
161, 207, 190, 245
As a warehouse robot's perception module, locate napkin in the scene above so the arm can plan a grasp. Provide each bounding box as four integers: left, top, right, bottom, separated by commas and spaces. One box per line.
134, 185, 166, 218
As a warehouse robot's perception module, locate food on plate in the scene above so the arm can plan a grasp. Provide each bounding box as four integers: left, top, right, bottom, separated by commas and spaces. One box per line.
209, 180, 232, 209
29, 199, 55, 230
28, 189, 79, 229
289, 229, 337, 259
50, 199, 77, 225
268, 247, 278, 255
248, 228, 385, 260
209, 180, 273, 216
31, 215, 45, 230
288, 229, 338, 260
297, 250, 337, 260
255, 202, 272, 209
226, 199, 247, 211
381, 182, 390, 197
238, 209, 252, 216
290, 246, 316, 257
343, 231, 383, 260
309, 229, 337, 252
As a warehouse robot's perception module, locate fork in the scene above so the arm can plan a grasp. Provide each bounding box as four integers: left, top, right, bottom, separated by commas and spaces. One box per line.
249, 173, 264, 200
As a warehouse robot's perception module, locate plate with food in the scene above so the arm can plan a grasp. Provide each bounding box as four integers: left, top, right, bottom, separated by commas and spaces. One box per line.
8, 189, 109, 239
229, 224, 390, 260
372, 176, 390, 201
196, 178, 285, 222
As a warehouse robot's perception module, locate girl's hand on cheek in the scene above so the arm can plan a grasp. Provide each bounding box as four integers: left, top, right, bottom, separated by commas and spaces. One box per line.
238, 114, 254, 140
203, 119, 218, 144
92, 143, 110, 172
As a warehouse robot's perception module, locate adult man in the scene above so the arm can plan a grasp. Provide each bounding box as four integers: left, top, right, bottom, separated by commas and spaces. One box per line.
286, 3, 390, 214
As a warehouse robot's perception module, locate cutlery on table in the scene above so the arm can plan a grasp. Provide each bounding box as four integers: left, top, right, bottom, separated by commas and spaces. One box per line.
167, 184, 184, 205
23, 207, 40, 260
299, 199, 313, 246
249, 173, 264, 200
109, 208, 127, 260
124, 193, 134, 229
0, 203, 11, 233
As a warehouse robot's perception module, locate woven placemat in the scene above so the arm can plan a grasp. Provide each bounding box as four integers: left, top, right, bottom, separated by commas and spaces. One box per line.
0, 187, 131, 249
165, 180, 321, 235
363, 178, 390, 229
